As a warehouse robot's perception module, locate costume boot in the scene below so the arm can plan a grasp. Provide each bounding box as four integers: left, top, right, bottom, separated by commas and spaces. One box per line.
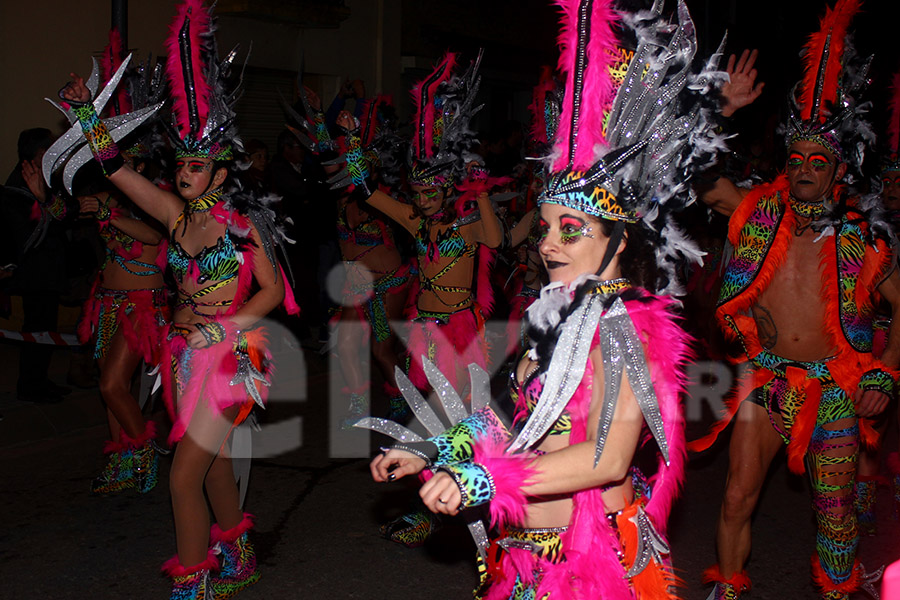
855, 475, 879, 536
888, 452, 900, 520
162, 551, 219, 600
383, 382, 410, 423
812, 557, 882, 600
92, 421, 159, 494
339, 385, 369, 430
210, 514, 260, 598
380, 508, 441, 548
702, 566, 750, 600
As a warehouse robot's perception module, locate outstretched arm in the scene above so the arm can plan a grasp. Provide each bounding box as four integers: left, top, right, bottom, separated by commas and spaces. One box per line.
60, 73, 183, 228
509, 208, 537, 248
699, 175, 748, 217
366, 190, 418, 235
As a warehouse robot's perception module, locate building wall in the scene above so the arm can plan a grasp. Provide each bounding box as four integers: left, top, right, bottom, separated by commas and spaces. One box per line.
0, 0, 401, 175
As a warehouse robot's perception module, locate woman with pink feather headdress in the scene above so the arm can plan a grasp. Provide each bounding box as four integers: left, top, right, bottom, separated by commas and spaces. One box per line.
366, 0, 730, 597
337, 49, 505, 548
72, 29, 171, 497
54, 0, 298, 597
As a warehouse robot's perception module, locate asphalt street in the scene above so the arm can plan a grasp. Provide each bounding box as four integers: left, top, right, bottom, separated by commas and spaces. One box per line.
1, 332, 898, 599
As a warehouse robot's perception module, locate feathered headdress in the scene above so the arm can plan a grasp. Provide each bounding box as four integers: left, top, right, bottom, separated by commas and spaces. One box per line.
883, 70, 900, 173
407, 51, 483, 187
97, 30, 166, 161
782, 0, 873, 181
528, 66, 562, 156
163, 0, 244, 160
538, 0, 729, 294
100, 29, 132, 118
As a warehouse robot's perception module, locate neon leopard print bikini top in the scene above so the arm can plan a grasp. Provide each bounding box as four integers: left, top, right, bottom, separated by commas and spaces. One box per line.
167, 191, 241, 314
510, 363, 572, 437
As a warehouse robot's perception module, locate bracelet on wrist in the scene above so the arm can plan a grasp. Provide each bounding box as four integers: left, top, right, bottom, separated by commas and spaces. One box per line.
195, 321, 228, 346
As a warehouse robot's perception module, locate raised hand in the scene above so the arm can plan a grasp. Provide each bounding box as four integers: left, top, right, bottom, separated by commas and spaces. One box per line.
60, 72, 90, 104
721, 49, 765, 118
21, 158, 47, 202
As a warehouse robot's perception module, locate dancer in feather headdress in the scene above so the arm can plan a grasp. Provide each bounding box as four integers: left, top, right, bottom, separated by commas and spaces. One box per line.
363, 0, 728, 596
55, 1, 298, 597
334, 50, 504, 548
327, 99, 414, 429
63, 29, 171, 497
502, 66, 559, 360
690, 1, 898, 598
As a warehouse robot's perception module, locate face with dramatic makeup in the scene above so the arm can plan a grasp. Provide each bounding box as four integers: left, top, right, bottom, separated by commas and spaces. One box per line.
411, 184, 446, 216
538, 203, 620, 285
882, 171, 900, 211
175, 157, 225, 200
786, 140, 846, 203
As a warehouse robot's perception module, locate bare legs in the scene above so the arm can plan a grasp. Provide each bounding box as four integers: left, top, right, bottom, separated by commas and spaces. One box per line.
169, 401, 242, 567
716, 401, 783, 578
336, 287, 405, 396
97, 327, 146, 441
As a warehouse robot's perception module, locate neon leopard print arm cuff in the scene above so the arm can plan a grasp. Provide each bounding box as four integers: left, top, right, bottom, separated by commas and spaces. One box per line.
859, 368, 896, 398
342, 126, 372, 196
427, 406, 510, 467
437, 461, 495, 509
72, 103, 124, 177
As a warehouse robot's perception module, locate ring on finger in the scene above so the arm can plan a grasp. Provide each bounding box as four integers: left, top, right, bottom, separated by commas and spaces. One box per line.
438, 498, 447, 504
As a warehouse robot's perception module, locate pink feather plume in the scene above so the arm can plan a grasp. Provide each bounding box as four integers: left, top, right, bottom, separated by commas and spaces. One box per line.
410, 53, 458, 160
472, 436, 537, 529
529, 65, 556, 146
165, 0, 212, 142
551, 0, 621, 171
100, 29, 132, 116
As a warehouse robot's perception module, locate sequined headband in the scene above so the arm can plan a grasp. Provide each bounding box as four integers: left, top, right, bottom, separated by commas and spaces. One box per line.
539, 168, 639, 223
787, 131, 843, 162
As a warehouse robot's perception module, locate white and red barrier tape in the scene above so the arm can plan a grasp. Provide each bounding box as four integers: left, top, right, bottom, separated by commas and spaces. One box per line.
0, 329, 79, 346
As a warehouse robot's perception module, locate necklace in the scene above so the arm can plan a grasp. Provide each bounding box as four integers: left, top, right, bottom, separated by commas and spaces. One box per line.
788, 196, 827, 219
187, 190, 221, 214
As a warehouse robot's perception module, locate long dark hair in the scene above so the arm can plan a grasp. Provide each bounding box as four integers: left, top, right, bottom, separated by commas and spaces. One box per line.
595, 218, 660, 291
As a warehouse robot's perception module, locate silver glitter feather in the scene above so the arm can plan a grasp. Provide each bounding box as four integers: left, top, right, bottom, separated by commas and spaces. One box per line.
595, 299, 668, 466
353, 357, 495, 559
509, 293, 603, 453
42, 54, 164, 193
230, 351, 269, 409
624, 504, 670, 577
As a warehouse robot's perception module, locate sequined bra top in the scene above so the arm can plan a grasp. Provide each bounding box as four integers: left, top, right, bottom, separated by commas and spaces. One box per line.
100, 224, 161, 277
336, 203, 391, 248
415, 216, 479, 309
166, 191, 241, 315
510, 364, 572, 437
414, 218, 476, 259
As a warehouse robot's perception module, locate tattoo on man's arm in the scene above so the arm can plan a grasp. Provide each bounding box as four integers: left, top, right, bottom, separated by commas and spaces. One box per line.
753, 305, 778, 349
